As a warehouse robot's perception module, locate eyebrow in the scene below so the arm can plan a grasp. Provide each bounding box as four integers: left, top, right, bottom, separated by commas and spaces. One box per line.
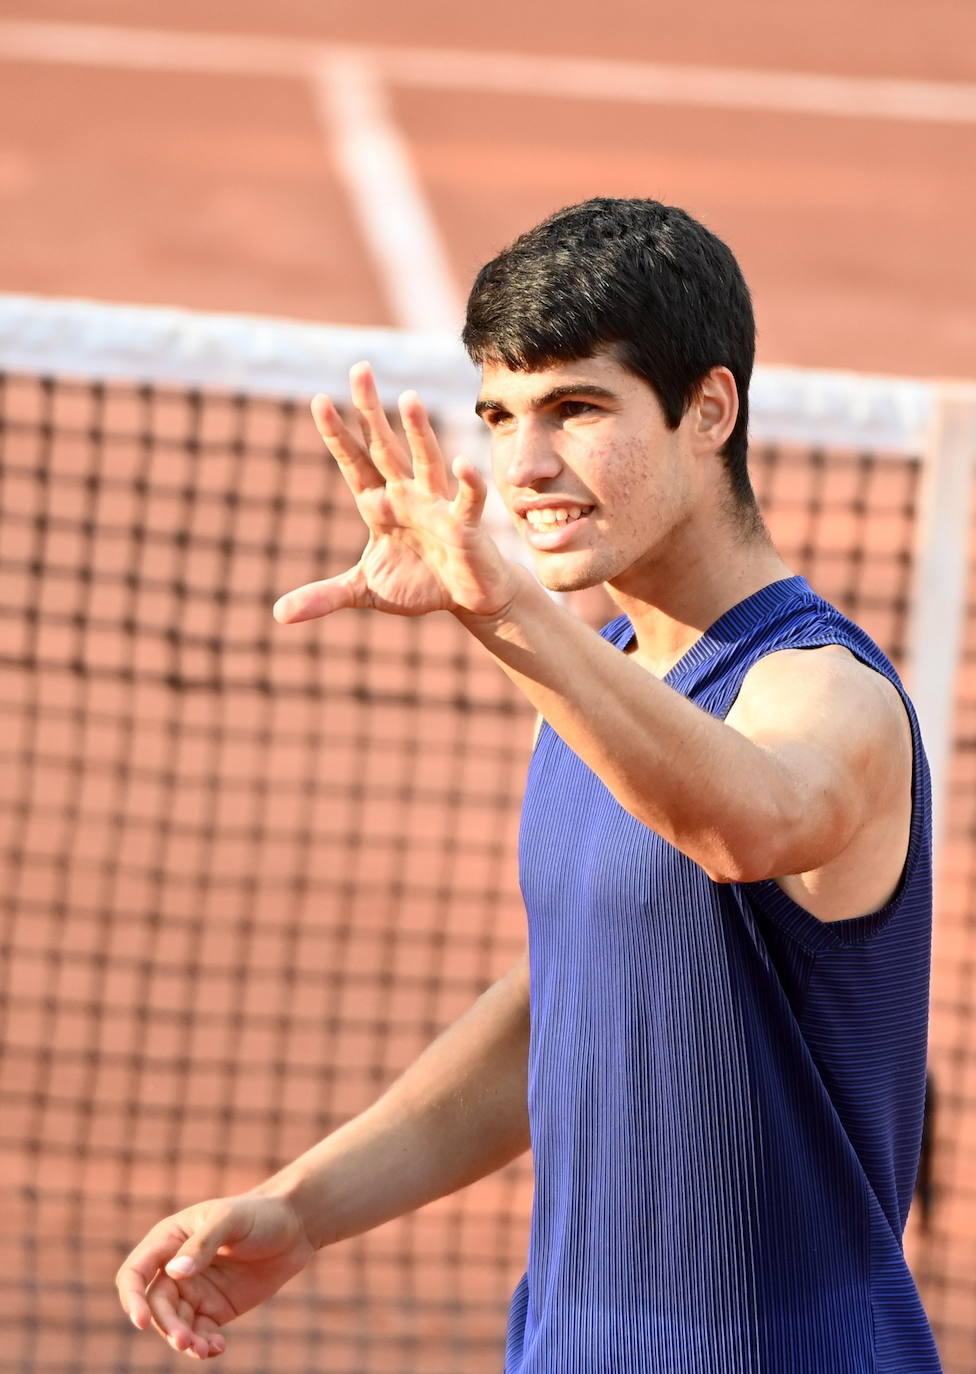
474, 383, 620, 417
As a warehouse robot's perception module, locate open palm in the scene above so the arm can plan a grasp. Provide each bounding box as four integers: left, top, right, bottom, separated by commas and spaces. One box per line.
273, 363, 519, 625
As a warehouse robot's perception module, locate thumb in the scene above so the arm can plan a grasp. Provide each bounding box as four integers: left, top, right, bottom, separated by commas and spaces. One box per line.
273, 566, 364, 624
164, 1202, 251, 1279
451, 457, 487, 526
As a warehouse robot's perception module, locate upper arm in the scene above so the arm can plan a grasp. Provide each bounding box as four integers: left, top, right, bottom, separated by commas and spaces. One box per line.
725, 645, 913, 879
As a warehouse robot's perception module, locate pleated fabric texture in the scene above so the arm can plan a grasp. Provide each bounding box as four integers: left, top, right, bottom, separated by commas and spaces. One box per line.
505, 576, 942, 1374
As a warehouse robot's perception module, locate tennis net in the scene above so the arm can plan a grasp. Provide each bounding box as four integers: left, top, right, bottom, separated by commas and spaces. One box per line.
1, 294, 975, 1373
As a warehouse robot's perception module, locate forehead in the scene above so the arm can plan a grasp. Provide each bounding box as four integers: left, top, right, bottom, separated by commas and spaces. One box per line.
477, 347, 641, 405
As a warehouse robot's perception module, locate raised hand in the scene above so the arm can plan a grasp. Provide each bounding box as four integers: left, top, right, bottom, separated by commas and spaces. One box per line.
272, 363, 520, 625
116, 1193, 315, 1360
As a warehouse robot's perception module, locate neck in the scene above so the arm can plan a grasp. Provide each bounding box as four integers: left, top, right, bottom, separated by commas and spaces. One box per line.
605, 516, 793, 677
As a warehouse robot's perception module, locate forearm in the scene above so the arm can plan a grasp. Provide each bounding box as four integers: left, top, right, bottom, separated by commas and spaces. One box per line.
256, 954, 531, 1250
459, 570, 798, 881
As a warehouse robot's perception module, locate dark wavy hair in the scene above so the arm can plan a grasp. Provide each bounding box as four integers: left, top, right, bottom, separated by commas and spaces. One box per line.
463, 197, 757, 509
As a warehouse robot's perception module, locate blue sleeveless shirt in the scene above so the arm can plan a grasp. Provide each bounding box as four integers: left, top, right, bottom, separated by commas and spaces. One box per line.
506, 576, 940, 1374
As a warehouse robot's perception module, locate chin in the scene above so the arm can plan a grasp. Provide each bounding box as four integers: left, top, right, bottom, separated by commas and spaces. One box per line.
534, 555, 608, 595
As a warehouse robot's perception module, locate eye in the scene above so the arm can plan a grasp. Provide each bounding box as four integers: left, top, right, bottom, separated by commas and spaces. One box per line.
480, 407, 513, 430
557, 400, 596, 419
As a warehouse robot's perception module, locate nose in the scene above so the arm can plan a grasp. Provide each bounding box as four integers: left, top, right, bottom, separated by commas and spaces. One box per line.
499, 417, 563, 490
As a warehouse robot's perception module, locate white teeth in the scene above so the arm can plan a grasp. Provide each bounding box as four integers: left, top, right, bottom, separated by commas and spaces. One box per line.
524, 506, 589, 529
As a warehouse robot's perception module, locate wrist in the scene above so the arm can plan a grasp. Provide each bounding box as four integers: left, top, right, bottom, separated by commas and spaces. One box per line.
250, 1158, 338, 1252
453, 564, 541, 637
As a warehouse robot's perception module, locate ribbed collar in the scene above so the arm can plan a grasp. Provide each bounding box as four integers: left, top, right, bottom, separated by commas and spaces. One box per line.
608, 575, 814, 683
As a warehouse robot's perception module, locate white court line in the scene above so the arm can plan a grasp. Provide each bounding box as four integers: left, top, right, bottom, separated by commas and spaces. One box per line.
0, 19, 460, 331
0, 20, 308, 78
390, 48, 976, 125
312, 52, 461, 331
2, 19, 976, 124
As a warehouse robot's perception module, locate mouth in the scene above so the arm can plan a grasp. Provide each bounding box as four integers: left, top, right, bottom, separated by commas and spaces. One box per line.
517, 503, 595, 550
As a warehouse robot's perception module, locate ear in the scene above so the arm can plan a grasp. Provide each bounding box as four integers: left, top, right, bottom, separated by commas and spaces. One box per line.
688, 366, 738, 457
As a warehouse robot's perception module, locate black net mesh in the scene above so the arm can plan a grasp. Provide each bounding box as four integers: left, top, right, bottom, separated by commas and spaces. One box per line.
0, 367, 972, 1372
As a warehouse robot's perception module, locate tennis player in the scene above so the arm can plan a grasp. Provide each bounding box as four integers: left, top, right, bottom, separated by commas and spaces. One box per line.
116, 198, 941, 1371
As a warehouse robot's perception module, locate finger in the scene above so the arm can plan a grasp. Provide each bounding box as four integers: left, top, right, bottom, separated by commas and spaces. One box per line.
399, 390, 449, 497
349, 362, 411, 482
117, 1222, 192, 1328
273, 567, 365, 624
311, 394, 383, 496
161, 1202, 255, 1283
147, 1281, 209, 1358
175, 1301, 227, 1361
451, 457, 488, 527
119, 1262, 154, 1331
147, 1287, 226, 1362
194, 1315, 227, 1359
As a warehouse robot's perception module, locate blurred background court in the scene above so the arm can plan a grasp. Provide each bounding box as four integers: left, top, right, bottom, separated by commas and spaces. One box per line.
1, 3, 975, 1372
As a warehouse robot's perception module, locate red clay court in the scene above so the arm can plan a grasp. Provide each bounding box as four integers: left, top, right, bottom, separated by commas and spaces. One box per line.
1, 3, 975, 373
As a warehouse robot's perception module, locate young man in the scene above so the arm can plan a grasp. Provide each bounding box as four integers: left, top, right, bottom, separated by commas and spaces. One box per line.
116, 199, 941, 1371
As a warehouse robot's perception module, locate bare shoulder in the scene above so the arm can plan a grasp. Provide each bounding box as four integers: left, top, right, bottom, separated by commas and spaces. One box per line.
728, 644, 910, 762
728, 645, 914, 919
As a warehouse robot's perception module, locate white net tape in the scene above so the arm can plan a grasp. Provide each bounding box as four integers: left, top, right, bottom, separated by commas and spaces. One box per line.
0, 292, 938, 455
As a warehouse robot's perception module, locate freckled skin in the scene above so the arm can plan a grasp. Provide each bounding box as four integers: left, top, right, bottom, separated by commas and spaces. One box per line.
482, 353, 699, 598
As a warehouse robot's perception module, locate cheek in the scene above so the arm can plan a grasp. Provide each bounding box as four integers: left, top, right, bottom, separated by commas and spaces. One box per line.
600, 443, 661, 513
626, 440, 688, 504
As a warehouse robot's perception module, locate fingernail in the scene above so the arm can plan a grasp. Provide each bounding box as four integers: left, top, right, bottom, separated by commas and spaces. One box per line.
166, 1255, 195, 1276
129, 1309, 142, 1330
